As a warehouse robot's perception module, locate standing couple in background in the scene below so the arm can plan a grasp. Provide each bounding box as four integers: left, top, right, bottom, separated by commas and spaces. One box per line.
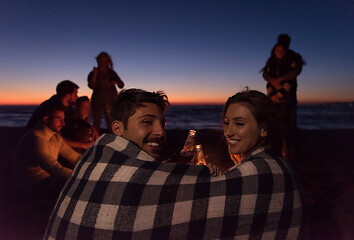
262, 34, 305, 161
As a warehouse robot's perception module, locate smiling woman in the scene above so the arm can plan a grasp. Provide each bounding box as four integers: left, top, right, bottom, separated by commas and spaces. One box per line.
220, 89, 307, 238
223, 102, 268, 156
222, 89, 283, 159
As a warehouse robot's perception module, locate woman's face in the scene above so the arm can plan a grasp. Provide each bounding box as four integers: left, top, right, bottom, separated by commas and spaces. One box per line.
78, 100, 91, 119
97, 56, 110, 69
223, 103, 266, 155
274, 45, 285, 59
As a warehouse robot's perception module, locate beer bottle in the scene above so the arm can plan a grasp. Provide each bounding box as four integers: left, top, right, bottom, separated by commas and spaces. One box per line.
195, 144, 207, 165
180, 130, 196, 156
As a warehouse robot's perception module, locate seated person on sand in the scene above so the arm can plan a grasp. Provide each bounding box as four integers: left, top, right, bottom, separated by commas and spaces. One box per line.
26, 80, 92, 151
61, 96, 98, 153
13, 103, 82, 199
74, 96, 92, 123
44, 88, 306, 240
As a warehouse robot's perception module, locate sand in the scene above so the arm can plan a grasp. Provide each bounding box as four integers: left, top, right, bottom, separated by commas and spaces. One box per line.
0, 127, 353, 239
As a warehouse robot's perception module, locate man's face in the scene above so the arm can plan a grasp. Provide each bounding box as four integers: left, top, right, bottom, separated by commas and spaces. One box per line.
68, 88, 79, 105
112, 103, 166, 159
44, 110, 65, 133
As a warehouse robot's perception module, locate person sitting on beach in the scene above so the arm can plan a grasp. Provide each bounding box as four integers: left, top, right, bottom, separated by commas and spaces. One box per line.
44, 88, 305, 239
61, 96, 99, 153
74, 96, 92, 123
13, 103, 82, 199
26, 80, 92, 151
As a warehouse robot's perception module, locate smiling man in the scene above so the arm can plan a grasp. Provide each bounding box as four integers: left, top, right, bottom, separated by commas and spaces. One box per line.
110, 89, 167, 160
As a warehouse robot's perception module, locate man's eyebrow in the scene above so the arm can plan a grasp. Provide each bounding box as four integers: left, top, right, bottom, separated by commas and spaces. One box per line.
137, 114, 157, 119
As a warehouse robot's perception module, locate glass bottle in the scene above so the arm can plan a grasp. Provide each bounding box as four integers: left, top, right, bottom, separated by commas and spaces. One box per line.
195, 144, 207, 165
180, 130, 196, 157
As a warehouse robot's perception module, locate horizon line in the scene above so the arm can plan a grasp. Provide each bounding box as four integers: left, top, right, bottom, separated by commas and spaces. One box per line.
0, 100, 354, 106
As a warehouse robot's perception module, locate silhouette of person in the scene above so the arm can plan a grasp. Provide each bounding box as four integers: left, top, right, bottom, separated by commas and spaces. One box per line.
88, 52, 124, 133
261, 34, 305, 161
264, 43, 295, 103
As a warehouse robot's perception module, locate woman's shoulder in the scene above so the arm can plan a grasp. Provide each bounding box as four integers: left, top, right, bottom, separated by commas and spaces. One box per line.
228, 150, 285, 175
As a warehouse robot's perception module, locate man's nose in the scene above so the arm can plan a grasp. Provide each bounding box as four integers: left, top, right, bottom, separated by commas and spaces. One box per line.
153, 123, 165, 136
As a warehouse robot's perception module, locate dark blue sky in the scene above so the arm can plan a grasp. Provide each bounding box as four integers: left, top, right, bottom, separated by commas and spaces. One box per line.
1, 0, 353, 104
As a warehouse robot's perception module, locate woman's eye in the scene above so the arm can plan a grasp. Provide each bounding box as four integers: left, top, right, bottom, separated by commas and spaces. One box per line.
236, 122, 244, 126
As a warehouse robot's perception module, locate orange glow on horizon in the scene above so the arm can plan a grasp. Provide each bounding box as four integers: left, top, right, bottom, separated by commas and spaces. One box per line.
0, 94, 52, 106
0, 91, 353, 106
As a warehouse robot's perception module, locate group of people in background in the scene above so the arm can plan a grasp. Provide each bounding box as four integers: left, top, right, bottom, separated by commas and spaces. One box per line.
13, 51, 124, 204
13, 34, 307, 239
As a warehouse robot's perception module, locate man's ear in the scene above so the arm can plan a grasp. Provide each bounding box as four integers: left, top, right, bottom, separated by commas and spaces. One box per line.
43, 116, 49, 124
260, 128, 268, 137
111, 120, 125, 136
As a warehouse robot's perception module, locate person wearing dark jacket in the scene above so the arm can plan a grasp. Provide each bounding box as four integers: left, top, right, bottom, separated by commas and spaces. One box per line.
261, 34, 305, 161
88, 52, 124, 133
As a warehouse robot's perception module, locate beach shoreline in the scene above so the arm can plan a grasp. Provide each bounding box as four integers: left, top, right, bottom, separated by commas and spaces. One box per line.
0, 127, 353, 239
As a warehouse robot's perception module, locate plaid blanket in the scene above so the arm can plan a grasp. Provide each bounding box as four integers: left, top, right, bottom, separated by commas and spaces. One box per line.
44, 134, 306, 239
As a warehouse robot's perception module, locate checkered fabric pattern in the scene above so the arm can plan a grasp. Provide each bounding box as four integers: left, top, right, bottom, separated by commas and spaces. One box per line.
44, 134, 306, 239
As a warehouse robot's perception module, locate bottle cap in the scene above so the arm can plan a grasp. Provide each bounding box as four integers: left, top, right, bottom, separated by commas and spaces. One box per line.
189, 130, 196, 136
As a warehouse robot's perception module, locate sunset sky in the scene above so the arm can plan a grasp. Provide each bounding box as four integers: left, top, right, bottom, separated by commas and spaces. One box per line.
1, 0, 353, 105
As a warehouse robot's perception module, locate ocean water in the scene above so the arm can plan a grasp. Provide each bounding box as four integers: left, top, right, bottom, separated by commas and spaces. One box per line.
0, 103, 354, 130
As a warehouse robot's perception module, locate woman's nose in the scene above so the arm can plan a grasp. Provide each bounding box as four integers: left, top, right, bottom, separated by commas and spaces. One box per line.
224, 125, 233, 137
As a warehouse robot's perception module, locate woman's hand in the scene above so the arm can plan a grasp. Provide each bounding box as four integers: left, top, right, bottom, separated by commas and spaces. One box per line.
88, 67, 99, 89
92, 66, 98, 75
206, 164, 223, 177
